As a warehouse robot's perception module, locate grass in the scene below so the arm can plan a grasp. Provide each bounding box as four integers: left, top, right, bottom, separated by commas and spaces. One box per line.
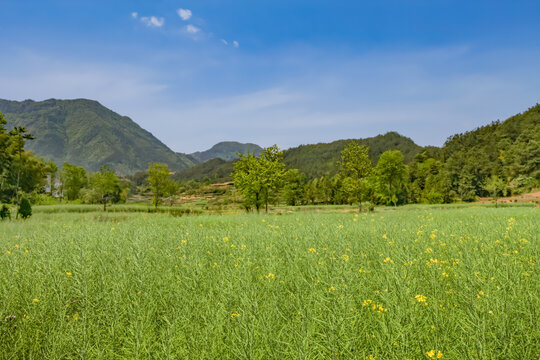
0, 206, 538, 359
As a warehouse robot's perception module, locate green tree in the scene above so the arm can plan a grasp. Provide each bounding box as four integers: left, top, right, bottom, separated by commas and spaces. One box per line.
484, 175, 506, 207
89, 165, 121, 211
8, 126, 35, 211
147, 163, 177, 211
375, 150, 408, 206
338, 142, 372, 211
282, 169, 306, 206
60, 162, 88, 200
18, 197, 32, 219
233, 145, 286, 213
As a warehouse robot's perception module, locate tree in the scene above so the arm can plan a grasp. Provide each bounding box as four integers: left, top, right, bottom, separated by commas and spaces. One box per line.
375, 150, 408, 206
147, 163, 177, 210
60, 162, 88, 200
484, 175, 506, 207
8, 126, 35, 214
338, 142, 372, 211
282, 169, 306, 206
89, 165, 121, 211
233, 145, 286, 213
18, 197, 32, 219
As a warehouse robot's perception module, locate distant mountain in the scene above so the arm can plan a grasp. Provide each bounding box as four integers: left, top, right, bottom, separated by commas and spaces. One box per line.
0, 99, 197, 174
188, 141, 262, 163
283, 132, 423, 178
174, 132, 424, 181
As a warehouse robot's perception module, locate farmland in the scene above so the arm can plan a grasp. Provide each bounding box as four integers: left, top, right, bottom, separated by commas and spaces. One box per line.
1, 206, 538, 359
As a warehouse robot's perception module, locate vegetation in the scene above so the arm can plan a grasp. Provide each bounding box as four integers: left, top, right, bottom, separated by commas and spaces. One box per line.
147, 163, 178, 210
17, 197, 32, 219
189, 141, 262, 163
0, 207, 537, 358
0, 99, 196, 173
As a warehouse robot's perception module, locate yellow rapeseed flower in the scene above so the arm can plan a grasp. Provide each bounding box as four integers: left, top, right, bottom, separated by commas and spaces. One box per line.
33, 298, 40, 303
328, 286, 336, 293
266, 273, 275, 280
415, 294, 427, 303
341, 254, 350, 261
308, 248, 317, 253
231, 313, 241, 319
66, 272, 72, 276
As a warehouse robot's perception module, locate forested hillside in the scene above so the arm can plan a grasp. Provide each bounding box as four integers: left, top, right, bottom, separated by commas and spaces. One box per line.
283, 132, 423, 178
189, 141, 261, 163
0, 99, 196, 173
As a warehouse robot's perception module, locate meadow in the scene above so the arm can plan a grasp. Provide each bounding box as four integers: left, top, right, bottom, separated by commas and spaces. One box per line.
0, 206, 538, 359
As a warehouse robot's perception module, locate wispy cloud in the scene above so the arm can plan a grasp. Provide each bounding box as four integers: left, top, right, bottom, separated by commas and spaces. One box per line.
131, 12, 138, 19
140, 16, 164, 28
177, 9, 192, 21
185, 24, 200, 34
233, 41, 239, 48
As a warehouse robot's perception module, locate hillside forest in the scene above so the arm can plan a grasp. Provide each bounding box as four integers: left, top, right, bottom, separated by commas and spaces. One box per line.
0, 103, 538, 213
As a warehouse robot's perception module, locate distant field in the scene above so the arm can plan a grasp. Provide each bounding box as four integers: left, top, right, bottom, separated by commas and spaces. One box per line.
1, 206, 538, 359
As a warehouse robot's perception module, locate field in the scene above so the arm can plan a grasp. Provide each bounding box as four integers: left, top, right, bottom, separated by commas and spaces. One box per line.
1, 206, 538, 359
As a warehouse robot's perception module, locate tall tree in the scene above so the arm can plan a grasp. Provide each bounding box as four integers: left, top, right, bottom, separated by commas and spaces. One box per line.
60, 162, 88, 200
147, 163, 177, 211
375, 150, 408, 206
89, 165, 121, 211
8, 126, 35, 209
233, 145, 286, 213
338, 142, 372, 211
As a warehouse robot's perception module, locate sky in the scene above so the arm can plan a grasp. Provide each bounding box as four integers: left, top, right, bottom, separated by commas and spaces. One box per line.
1, 0, 540, 153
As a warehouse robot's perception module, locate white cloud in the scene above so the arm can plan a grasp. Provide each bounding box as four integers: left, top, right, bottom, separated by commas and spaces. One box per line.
233, 41, 239, 48
141, 16, 164, 28
131, 12, 138, 19
185, 24, 200, 34
221, 39, 228, 45
177, 9, 192, 21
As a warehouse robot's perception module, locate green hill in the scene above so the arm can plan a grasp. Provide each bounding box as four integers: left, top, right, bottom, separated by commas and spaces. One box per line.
0, 98, 196, 174
189, 141, 262, 163
283, 132, 423, 178
174, 132, 423, 181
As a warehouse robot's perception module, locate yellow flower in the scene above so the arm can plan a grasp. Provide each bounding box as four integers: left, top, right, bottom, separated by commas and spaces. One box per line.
266, 273, 275, 280
328, 286, 336, 293
415, 294, 427, 303
382, 234, 388, 239
33, 298, 40, 303
231, 313, 241, 319
366, 355, 376, 360
341, 254, 350, 261
430, 233, 437, 239
308, 248, 317, 253
6, 250, 11, 255
66, 272, 73, 276
362, 299, 372, 306
426, 350, 435, 358
383, 257, 394, 263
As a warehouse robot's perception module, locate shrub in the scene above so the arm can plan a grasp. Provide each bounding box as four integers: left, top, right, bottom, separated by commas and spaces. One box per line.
0, 204, 11, 220
18, 198, 32, 219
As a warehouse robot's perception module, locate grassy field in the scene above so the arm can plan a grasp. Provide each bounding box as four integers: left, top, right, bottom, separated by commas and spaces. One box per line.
1, 206, 538, 359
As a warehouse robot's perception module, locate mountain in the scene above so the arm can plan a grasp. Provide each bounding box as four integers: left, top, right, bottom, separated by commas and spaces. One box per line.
174, 132, 424, 181
188, 141, 262, 163
0, 98, 197, 174
283, 132, 423, 178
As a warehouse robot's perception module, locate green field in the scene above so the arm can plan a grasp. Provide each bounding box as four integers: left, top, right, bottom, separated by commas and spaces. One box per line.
1, 206, 538, 359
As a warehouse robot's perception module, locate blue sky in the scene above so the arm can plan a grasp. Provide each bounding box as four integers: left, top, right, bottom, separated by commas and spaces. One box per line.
1, 0, 540, 152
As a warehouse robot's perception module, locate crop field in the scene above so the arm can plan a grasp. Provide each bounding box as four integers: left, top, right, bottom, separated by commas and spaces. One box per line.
1, 206, 538, 359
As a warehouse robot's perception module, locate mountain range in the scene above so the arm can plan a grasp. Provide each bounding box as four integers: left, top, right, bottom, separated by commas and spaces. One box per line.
0, 99, 261, 174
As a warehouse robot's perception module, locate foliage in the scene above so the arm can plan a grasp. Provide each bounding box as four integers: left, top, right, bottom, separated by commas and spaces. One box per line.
374, 150, 408, 206
88, 165, 126, 211
60, 162, 88, 200
147, 163, 178, 210
282, 169, 306, 206
0, 99, 196, 174
17, 197, 32, 219
233, 145, 286, 212
339, 142, 372, 210
0, 204, 10, 220
189, 141, 262, 163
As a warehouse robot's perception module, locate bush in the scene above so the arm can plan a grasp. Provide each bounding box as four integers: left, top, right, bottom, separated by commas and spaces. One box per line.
0, 204, 11, 220
18, 198, 32, 219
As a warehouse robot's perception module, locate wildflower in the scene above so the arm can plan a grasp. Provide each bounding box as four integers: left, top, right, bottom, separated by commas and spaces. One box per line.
223, 237, 229, 242
383, 257, 394, 263
341, 254, 350, 261
6, 250, 11, 255
338, 225, 344, 229
231, 313, 241, 319
382, 234, 387, 239
415, 294, 427, 303
367, 355, 376, 360
363, 299, 372, 306
66, 272, 72, 276
266, 273, 275, 280
328, 286, 336, 293
33, 299, 40, 303
430, 233, 437, 239
308, 248, 317, 253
